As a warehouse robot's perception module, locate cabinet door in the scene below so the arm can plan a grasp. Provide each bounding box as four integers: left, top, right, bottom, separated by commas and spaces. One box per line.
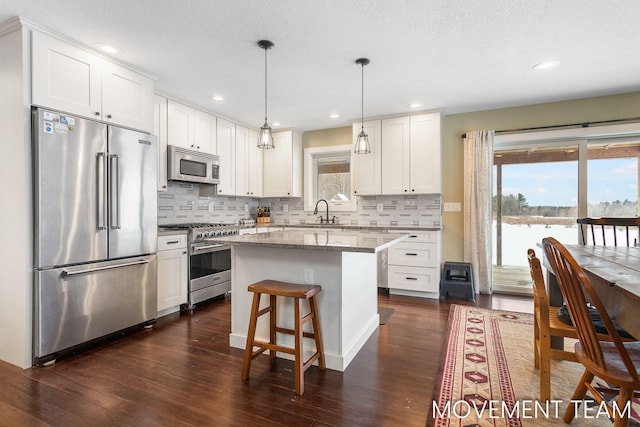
101, 61, 154, 132
263, 131, 292, 197
193, 110, 216, 154
32, 31, 102, 120
157, 247, 188, 312
153, 95, 168, 192
235, 125, 249, 196
167, 100, 194, 149
351, 120, 381, 195
409, 113, 441, 193
216, 118, 236, 195
248, 129, 263, 197
381, 116, 410, 194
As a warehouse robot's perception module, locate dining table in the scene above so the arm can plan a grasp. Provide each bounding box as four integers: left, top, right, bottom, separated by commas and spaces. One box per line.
543, 244, 640, 341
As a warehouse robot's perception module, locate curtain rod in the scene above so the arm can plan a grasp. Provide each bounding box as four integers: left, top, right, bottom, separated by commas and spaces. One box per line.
460, 116, 640, 139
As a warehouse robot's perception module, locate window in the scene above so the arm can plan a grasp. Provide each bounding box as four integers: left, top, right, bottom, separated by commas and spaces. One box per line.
491, 127, 640, 295
304, 145, 356, 211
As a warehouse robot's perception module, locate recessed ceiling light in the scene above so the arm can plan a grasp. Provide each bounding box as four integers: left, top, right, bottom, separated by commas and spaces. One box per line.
407, 103, 422, 108
96, 43, 119, 54
533, 61, 559, 70
329, 114, 340, 119
272, 122, 281, 127
210, 95, 224, 102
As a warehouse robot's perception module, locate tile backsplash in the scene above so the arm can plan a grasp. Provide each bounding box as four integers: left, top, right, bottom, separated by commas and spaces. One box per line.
158, 182, 441, 227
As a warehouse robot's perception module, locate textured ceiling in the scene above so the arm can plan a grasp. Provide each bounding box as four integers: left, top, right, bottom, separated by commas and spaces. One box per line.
1, 0, 639, 131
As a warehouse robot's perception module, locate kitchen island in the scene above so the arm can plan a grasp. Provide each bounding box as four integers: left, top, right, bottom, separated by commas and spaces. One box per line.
207, 229, 407, 371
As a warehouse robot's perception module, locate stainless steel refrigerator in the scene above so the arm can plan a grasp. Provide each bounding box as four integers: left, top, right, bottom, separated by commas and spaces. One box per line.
32, 107, 158, 365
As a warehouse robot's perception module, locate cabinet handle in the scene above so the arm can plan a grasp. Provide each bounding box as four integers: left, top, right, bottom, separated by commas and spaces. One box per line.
408, 235, 418, 238
166, 240, 180, 244
107, 114, 112, 119
162, 185, 167, 189
404, 189, 407, 192
95, 112, 100, 116
182, 251, 187, 255
405, 277, 418, 281
412, 189, 415, 192
196, 146, 200, 149
405, 253, 418, 256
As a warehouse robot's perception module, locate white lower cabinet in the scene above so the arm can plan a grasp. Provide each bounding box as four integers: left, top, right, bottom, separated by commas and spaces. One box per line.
157, 234, 188, 315
387, 230, 441, 297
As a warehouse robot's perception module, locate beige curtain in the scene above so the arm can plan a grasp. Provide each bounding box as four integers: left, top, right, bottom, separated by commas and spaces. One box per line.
463, 130, 494, 294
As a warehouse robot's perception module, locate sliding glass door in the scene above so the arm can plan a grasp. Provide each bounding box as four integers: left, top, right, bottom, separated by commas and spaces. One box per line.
492, 140, 640, 294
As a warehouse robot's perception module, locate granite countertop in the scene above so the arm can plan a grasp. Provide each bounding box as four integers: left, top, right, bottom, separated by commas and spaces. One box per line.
258, 223, 441, 231
205, 229, 408, 253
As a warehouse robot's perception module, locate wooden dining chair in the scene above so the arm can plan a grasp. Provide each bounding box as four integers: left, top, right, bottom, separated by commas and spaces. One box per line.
528, 248, 579, 402
542, 237, 640, 427
576, 217, 640, 247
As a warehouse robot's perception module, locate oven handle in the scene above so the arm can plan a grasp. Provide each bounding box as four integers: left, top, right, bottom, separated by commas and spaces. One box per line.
191, 243, 229, 254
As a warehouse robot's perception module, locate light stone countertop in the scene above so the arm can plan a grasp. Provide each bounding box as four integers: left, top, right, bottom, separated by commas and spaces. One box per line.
205, 229, 408, 253
257, 223, 441, 232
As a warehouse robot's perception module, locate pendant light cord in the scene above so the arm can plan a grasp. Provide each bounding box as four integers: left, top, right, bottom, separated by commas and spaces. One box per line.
264, 46, 268, 122
361, 62, 364, 130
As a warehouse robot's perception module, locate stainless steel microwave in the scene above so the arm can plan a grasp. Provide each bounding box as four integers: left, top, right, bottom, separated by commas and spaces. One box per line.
167, 145, 220, 185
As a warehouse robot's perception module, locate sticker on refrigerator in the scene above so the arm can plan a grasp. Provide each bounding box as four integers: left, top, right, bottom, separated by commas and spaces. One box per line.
54, 122, 69, 135
43, 111, 57, 121
43, 121, 53, 134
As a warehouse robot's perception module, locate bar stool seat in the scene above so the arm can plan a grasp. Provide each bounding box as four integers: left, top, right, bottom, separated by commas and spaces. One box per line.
241, 279, 326, 395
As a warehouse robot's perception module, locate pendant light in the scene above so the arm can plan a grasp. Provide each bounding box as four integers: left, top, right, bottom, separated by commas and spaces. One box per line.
354, 57, 371, 154
257, 40, 275, 149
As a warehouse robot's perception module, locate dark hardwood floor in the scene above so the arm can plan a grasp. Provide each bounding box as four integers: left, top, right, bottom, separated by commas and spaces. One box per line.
0, 292, 532, 426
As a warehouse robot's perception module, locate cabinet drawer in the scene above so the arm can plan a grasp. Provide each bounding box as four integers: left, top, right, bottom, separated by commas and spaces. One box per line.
389, 242, 438, 267
158, 234, 187, 250
395, 230, 439, 243
388, 265, 439, 292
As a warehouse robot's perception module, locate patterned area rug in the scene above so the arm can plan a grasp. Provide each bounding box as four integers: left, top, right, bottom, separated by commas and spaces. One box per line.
429, 305, 639, 426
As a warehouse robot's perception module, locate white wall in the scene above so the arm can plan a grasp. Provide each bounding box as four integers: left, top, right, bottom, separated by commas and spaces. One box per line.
0, 26, 32, 368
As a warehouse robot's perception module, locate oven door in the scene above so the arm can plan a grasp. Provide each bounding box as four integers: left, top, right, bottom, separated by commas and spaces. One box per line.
189, 243, 231, 298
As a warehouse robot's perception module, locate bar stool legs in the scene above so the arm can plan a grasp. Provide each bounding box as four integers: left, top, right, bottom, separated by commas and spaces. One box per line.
241, 280, 325, 395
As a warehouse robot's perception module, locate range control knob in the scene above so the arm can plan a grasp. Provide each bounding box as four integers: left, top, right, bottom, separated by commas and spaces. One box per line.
196, 232, 204, 239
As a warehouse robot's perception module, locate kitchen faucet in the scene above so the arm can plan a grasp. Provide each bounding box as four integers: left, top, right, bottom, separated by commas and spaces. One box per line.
313, 199, 335, 224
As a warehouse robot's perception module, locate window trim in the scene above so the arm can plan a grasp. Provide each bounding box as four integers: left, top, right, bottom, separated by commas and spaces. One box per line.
304, 144, 357, 212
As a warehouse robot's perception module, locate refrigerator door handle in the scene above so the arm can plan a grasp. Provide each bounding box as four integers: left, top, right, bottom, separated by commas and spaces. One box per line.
109, 154, 120, 229
96, 153, 108, 230
61, 259, 150, 278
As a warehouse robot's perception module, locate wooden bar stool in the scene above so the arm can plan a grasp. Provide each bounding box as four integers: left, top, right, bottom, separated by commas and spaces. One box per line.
241, 279, 326, 395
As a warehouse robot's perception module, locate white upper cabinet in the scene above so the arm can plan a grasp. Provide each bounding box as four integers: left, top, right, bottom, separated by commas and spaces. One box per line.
235, 125, 249, 196
153, 95, 168, 192
248, 129, 263, 197
263, 130, 302, 197
216, 118, 236, 195
31, 31, 153, 133
351, 120, 382, 196
368, 113, 442, 195
381, 116, 410, 194
167, 100, 216, 154
235, 126, 263, 197
193, 110, 217, 154
409, 113, 441, 194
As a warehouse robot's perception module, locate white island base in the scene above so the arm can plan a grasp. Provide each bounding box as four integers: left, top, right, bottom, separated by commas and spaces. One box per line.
229, 245, 378, 372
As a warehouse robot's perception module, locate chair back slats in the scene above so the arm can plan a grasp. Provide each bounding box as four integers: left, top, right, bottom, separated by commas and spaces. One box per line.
527, 248, 549, 320
542, 237, 639, 383
576, 217, 640, 246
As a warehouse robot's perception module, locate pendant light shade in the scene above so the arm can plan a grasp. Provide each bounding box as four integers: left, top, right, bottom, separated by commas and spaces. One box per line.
257, 40, 275, 149
354, 58, 371, 154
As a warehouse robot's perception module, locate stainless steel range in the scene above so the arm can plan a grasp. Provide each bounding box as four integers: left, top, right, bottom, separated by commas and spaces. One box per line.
161, 223, 238, 307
